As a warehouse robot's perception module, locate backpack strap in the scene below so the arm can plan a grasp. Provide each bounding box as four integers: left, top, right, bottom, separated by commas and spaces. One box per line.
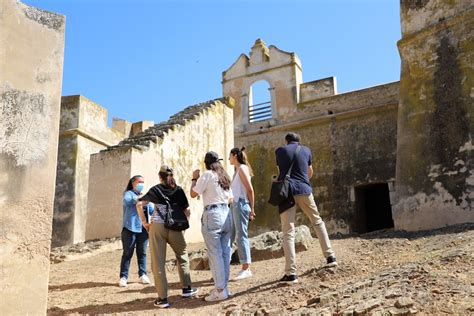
153, 185, 172, 222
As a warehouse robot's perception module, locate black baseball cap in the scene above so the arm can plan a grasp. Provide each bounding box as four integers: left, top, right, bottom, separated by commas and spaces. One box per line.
204, 151, 223, 165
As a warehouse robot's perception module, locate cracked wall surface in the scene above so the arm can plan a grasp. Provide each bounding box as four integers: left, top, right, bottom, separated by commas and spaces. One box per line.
0, 0, 65, 314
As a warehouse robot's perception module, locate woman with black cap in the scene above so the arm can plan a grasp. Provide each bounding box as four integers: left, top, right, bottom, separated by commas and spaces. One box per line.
190, 151, 233, 302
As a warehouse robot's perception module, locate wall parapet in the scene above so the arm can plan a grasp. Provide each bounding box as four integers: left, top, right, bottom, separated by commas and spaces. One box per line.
297, 81, 399, 118
103, 97, 234, 153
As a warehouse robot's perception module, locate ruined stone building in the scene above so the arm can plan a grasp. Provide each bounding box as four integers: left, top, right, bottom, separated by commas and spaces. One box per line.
224, 2, 473, 236
1, 0, 472, 314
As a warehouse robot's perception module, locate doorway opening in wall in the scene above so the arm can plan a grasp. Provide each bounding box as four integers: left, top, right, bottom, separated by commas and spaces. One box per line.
249, 80, 272, 123
354, 183, 394, 233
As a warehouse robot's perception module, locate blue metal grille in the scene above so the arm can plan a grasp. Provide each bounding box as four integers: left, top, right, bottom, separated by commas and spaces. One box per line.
249, 101, 272, 123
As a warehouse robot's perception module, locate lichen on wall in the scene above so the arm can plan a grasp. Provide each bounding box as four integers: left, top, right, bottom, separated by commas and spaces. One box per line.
236, 83, 399, 237
394, 0, 474, 230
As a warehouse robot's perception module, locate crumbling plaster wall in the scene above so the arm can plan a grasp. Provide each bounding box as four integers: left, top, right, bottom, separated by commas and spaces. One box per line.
0, 0, 65, 314
394, 0, 474, 230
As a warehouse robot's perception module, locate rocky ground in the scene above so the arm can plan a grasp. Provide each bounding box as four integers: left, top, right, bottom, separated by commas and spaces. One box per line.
47, 223, 473, 315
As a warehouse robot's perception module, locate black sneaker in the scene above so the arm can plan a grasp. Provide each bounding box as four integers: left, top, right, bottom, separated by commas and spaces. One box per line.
153, 298, 170, 308
279, 274, 298, 284
182, 286, 199, 297
326, 256, 338, 267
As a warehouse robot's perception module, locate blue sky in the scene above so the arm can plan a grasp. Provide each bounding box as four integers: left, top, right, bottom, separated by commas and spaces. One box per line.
23, 0, 401, 125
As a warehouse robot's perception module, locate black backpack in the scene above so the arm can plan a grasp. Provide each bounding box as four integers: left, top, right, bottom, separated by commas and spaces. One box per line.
154, 186, 190, 231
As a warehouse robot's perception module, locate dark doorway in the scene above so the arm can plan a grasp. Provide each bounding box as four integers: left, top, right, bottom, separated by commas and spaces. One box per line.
354, 183, 394, 233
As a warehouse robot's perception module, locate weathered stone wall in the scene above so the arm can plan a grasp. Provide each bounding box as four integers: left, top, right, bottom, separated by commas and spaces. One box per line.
394, 0, 474, 230
300, 77, 337, 103
86, 147, 133, 241
235, 83, 399, 235
86, 98, 234, 243
52, 96, 127, 247
0, 0, 65, 314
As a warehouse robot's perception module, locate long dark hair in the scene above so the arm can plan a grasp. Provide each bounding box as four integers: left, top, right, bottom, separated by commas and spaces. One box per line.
206, 162, 231, 191
159, 171, 176, 188
125, 175, 143, 192
230, 146, 254, 177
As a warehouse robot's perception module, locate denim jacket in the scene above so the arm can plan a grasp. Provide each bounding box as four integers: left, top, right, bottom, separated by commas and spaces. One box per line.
123, 190, 154, 233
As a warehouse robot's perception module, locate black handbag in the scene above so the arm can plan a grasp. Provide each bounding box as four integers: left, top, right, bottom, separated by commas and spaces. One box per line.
154, 186, 190, 231
268, 145, 301, 206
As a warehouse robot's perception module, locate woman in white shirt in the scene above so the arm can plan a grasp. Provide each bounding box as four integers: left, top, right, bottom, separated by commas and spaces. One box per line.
190, 151, 233, 302
229, 147, 255, 281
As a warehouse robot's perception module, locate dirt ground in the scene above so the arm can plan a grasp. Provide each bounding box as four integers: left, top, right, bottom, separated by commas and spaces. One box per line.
47, 224, 473, 315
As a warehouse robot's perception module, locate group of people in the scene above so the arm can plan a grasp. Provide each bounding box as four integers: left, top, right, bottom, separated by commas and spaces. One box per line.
118, 132, 337, 308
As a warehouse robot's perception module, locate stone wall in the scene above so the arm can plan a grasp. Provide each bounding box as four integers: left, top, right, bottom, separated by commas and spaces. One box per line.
52, 96, 127, 247
235, 83, 399, 235
85, 98, 234, 243
0, 0, 65, 314
300, 77, 337, 103
394, 0, 474, 230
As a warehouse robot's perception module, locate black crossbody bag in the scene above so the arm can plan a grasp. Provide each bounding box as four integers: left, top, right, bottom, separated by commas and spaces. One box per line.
154, 186, 190, 231
268, 145, 301, 206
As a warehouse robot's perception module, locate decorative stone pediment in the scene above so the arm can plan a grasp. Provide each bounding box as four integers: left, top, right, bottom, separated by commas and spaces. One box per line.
249, 38, 270, 65
222, 39, 300, 81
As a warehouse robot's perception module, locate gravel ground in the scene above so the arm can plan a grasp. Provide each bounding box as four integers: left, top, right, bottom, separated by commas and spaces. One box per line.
47, 223, 474, 315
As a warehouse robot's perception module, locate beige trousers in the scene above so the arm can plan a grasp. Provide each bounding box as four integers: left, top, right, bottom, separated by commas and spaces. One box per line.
149, 223, 191, 299
280, 193, 335, 275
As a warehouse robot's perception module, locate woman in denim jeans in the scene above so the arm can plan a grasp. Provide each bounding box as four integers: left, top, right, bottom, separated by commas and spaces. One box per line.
229, 147, 255, 281
190, 151, 233, 302
119, 175, 154, 287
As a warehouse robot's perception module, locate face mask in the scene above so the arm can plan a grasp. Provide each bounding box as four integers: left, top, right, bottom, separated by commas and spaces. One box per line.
136, 183, 145, 193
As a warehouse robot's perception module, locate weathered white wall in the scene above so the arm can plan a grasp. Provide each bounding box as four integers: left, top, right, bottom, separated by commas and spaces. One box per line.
0, 0, 65, 314
85, 147, 133, 241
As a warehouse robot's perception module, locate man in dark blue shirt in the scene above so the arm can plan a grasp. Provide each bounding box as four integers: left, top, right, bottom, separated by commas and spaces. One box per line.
275, 132, 337, 284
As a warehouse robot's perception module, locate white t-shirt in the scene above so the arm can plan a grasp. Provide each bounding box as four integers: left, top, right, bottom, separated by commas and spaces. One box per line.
231, 164, 250, 201
193, 170, 233, 207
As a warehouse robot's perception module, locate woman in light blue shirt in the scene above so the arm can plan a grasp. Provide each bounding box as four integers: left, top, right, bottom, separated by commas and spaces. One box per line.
119, 175, 154, 287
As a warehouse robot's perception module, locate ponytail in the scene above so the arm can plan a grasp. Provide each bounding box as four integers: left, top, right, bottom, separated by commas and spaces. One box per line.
230, 146, 254, 176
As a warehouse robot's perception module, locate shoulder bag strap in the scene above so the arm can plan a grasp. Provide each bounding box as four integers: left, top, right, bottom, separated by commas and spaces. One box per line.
285, 145, 301, 179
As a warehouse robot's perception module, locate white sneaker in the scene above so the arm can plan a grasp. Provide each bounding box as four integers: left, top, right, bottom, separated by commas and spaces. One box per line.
225, 287, 232, 297
119, 277, 127, 287
204, 289, 228, 302
233, 269, 252, 281
140, 274, 151, 284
